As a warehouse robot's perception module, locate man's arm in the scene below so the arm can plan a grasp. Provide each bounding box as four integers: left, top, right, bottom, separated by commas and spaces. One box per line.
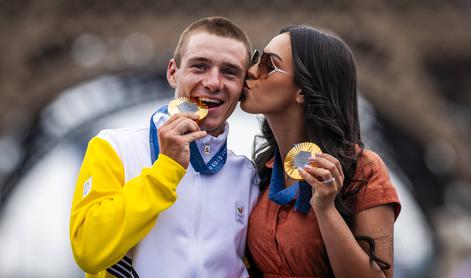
69, 136, 186, 273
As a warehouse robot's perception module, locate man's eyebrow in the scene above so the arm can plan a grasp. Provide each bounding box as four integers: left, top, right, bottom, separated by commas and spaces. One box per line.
186, 57, 210, 63
186, 57, 243, 74
222, 63, 243, 75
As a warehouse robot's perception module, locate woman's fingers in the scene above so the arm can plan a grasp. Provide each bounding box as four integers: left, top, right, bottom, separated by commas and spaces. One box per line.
300, 165, 338, 211
304, 164, 331, 182
298, 167, 321, 191
303, 165, 340, 192
320, 153, 344, 178
309, 155, 343, 189
300, 153, 346, 211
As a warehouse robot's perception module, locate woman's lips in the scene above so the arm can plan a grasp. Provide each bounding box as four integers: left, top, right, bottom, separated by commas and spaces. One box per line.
243, 80, 251, 90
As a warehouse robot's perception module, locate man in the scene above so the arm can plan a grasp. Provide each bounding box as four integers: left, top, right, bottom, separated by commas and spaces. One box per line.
70, 17, 259, 278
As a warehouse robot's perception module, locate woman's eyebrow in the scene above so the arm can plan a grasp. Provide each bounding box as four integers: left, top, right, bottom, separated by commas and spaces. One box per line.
264, 51, 282, 61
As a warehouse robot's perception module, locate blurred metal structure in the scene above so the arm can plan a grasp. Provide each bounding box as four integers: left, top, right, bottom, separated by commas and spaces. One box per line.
1, 0, 471, 277
1, 0, 470, 182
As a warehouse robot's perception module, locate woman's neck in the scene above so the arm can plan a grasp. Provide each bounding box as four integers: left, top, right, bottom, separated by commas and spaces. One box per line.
266, 104, 307, 172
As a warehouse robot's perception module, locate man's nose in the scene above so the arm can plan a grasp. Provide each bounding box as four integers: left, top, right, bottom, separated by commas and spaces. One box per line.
202, 68, 223, 92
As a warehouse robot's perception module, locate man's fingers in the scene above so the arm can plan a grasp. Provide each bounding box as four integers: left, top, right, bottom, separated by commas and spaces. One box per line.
178, 112, 200, 120
181, 130, 208, 143
161, 112, 199, 129
160, 115, 200, 138
157, 112, 206, 149
172, 118, 201, 135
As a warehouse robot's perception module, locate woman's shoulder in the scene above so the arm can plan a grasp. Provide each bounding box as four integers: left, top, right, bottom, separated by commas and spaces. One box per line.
350, 147, 401, 218
354, 148, 389, 180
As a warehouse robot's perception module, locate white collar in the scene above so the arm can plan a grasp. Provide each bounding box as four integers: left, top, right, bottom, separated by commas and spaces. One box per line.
195, 122, 229, 163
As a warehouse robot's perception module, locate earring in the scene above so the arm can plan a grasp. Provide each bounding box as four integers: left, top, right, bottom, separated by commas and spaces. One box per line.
296, 89, 304, 104
296, 95, 304, 104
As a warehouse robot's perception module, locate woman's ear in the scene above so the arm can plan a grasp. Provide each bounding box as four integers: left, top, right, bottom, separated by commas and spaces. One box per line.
167, 59, 178, 89
295, 88, 304, 104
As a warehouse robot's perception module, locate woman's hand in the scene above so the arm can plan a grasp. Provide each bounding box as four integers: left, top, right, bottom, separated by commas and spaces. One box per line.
298, 153, 345, 211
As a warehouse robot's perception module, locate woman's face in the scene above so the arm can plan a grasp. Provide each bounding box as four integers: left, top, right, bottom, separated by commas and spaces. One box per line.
240, 33, 300, 115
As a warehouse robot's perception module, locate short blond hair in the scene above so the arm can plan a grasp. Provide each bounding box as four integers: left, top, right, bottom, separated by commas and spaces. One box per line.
174, 16, 252, 66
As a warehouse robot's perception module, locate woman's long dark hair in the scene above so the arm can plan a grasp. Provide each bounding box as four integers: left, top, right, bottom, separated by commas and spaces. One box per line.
253, 25, 390, 274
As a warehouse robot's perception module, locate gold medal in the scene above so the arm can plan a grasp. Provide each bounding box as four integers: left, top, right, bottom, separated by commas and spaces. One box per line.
168, 97, 208, 120
284, 142, 322, 180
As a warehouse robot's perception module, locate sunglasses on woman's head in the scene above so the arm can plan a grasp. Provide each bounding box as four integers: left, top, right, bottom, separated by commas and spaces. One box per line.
250, 49, 292, 79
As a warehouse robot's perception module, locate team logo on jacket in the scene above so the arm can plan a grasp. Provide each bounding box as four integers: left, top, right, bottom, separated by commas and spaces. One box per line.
82, 177, 92, 198
235, 201, 245, 225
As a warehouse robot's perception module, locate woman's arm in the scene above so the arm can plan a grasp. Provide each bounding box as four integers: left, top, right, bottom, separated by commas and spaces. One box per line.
299, 153, 395, 278
314, 204, 395, 278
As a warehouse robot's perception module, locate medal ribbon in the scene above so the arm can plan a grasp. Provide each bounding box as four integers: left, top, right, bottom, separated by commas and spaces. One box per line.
268, 148, 312, 213
149, 105, 227, 175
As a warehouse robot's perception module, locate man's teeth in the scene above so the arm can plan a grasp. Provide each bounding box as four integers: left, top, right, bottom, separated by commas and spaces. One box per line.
199, 97, 221, 104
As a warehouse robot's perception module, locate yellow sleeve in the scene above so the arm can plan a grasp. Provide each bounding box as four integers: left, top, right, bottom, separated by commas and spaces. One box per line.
69, 136, 186, 274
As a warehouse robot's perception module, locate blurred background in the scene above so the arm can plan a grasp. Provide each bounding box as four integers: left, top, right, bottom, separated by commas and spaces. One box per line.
0, 0, 470, 277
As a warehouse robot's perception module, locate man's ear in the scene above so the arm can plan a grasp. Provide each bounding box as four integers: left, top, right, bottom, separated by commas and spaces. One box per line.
167, 58, 178, 89
295, 88, 304, 104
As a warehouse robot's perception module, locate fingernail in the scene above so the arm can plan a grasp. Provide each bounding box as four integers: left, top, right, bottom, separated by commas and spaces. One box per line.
305, 165, 314, 171
315, 152, 322, 157
309, 157, 316, 161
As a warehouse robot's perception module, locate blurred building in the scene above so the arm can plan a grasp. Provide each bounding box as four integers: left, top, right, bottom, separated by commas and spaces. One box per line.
0, 1, 470, 277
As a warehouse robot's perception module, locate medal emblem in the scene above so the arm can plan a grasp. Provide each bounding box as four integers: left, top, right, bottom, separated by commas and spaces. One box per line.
284, 142, 322, 180
168, 97, 208, 120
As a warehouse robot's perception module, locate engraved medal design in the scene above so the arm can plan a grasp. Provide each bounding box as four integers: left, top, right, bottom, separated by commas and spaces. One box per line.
284, 142, 322, 180
167, 97, 208, 120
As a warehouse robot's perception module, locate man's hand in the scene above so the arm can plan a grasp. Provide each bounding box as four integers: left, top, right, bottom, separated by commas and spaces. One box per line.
157, 112, 207, 168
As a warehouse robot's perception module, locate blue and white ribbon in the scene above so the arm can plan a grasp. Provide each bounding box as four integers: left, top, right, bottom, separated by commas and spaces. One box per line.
149, 105, 227, 175
268, 148, 312, 213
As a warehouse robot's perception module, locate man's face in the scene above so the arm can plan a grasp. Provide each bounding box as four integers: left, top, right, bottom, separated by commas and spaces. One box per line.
167, 32, 248, 136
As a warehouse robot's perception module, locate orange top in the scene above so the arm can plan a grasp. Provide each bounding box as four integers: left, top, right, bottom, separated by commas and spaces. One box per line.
247, 149, 401, 278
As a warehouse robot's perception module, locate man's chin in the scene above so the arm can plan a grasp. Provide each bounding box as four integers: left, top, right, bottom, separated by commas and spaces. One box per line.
199, 120, 225, 137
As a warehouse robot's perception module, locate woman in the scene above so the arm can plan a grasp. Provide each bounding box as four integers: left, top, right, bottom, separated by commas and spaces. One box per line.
241, 25, 401, 278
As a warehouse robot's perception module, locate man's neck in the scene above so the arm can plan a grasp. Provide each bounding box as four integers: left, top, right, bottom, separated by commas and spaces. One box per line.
206, 124, 226, 137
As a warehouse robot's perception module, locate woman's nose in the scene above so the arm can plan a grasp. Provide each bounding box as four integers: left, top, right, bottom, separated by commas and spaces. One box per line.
246, 65, 257, 80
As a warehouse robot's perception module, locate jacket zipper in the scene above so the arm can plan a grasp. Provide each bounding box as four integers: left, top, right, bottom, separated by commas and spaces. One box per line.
192, 172, 202, 278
